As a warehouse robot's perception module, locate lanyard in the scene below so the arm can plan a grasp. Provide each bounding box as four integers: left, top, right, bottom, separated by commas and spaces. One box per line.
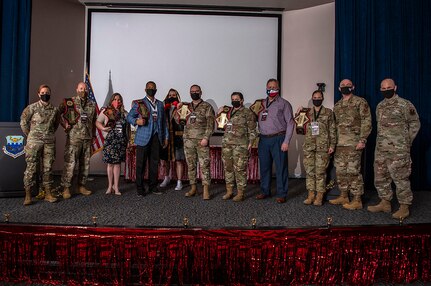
266, 97, 276, 110
228, 107, 242, 120
313, 107, 322, 121
191, 100, 203, 112
145, 96, 157, 112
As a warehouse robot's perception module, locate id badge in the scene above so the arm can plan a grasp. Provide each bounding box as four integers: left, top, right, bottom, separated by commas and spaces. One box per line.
226, 122, 233, 132
81, 112, 88, 123
152, 111, 158, 122
261, 111, 268, 121
190, 113, 197, 124
311, 122, 319, 136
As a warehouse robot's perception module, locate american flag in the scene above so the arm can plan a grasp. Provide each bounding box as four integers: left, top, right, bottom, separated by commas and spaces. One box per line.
85, 72, 104, 155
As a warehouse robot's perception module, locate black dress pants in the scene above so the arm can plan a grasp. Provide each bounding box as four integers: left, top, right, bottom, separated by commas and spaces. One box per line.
135, 134, 160, 193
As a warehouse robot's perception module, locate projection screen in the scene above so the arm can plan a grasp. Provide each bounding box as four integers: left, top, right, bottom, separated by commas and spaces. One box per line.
87, 10, 280, 111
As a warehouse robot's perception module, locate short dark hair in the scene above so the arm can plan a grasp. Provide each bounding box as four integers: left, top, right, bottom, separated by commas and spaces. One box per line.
231, 92, 243, 100
190, 84, 201, 91
146, 81, 156, 87
266, 78, 278, 85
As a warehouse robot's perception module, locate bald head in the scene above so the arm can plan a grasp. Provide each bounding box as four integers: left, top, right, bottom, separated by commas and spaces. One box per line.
380, 78, 396, 89
76, 81, 88, 98
380, 78, 397, 99
340, 79, 353, 87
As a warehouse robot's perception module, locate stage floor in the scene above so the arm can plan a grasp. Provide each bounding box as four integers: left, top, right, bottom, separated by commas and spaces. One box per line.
1, 176, 431, 228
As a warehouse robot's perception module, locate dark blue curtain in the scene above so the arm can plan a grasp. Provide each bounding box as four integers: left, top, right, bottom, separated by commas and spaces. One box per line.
335, 0, 431, 191
0, 0, 31, 122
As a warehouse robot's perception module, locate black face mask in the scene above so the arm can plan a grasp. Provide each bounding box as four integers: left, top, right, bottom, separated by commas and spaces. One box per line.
167, 97, 177, 103
146, 89, 157, 97
381, 89, 395, 99
312, 99, 323, 107
190, 93, 201, 100
231, 101, 241, 108
40, 94, 51, 102
340, 86, 352, 95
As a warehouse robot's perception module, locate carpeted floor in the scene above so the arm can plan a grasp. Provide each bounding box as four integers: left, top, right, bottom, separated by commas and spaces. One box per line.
1, 176, 430, 228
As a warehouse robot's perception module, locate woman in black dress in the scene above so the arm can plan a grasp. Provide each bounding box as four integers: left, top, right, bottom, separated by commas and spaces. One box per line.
159, 88, 186, 190
96, 93, 129, 195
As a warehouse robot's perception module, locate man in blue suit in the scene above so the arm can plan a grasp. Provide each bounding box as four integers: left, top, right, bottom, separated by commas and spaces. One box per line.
127, 81, 169, 196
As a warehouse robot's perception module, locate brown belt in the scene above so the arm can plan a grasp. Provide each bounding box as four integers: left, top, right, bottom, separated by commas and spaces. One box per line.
174, 131, 184, 136
260, 131, 286, 138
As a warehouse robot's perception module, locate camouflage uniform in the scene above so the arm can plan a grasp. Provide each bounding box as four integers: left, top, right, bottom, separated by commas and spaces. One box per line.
374, 95, 420, 205
183, 101, 215, 186
303, 106, 336, 194
221, 107, 257, 193
20, 101, 60, 189
333, 95, 372, 197
59, 95, 97, 188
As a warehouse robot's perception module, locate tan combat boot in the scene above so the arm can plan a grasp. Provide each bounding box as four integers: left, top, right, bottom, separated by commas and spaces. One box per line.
313, 192, 324, 206
203, 185, 210, 200
303, 191, 315, 205
23, 187, 32, 206
222, 185, 234, 200
367, 199, 391, 213
343, 195, 362, 210
44, 187, 58, 203
78, 185, 92, 196
232, 188, 245, 202
35, 186, 45, 200
329, 191, 349, 205
62, 187, 71, 199
392, 204, 410, 219
185, 184, 197, 197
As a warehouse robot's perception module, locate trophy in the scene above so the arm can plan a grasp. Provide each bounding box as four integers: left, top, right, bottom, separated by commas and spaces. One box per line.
216, 106, 230, 130
103, 107, 118, 128
175, 104, 191, 126
249, 99, 265, 118
136, 101, 149, 124
62, 98, 80, 125
294, 108, 311, 135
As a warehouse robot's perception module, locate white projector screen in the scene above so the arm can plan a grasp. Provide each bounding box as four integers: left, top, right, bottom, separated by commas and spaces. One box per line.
87, 10, 280, 111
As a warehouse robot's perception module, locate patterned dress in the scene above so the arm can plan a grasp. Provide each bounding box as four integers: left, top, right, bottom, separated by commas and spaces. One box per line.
102, 111, 129, 164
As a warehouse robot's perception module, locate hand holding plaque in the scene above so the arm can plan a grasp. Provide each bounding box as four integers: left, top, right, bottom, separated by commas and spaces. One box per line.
62, 98, 80, 126
294, 108, 311, 135
103, 107, 118, 129
249, 99, 264, 118
216, 106, 230, 130
175, 103, 191, 126
136, 101, 149, 126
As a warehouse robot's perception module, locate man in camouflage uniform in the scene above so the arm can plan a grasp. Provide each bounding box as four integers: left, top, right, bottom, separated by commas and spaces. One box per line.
367, 78, 420, 219
330, 79, 372, 210
20, 84, 60, 205
219, 92, 257, 202
181, 84, 215, 200
59, 82, 97, 199
300, 90, 336, 206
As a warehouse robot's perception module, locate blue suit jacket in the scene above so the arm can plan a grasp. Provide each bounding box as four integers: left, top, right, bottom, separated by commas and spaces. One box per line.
127, 97, 169, 146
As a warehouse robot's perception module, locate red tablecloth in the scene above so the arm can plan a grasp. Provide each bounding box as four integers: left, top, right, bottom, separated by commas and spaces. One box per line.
125, 146, 260, 183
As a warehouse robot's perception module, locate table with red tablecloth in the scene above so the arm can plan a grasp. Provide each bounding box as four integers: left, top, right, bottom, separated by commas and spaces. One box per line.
125, 146, 260, 183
